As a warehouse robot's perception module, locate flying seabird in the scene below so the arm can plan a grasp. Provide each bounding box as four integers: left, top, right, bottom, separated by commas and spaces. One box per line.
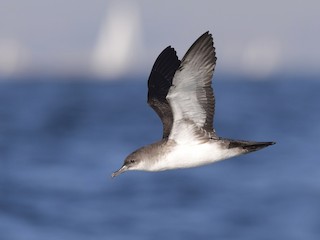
112, 31, 275, 177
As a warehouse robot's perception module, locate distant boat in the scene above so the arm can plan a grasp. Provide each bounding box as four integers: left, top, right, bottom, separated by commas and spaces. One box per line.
91, 1, 143, 79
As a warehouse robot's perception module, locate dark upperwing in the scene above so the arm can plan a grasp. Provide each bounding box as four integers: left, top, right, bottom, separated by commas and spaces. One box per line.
147, 46, 181, 139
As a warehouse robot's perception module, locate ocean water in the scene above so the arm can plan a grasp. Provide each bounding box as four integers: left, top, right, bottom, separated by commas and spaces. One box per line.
0, 77, 319, 240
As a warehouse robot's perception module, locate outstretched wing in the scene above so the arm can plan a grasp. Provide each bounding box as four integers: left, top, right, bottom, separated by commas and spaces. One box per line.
167, 32, 217, 142
147, 46, 181, 139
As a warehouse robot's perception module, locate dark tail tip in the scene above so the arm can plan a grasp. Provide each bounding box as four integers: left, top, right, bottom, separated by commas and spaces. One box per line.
228, 140, 276, 153
243, 141, 275, 152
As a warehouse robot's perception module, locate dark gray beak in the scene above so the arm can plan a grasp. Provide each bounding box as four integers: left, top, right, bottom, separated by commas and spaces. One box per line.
111, 165, 128, 178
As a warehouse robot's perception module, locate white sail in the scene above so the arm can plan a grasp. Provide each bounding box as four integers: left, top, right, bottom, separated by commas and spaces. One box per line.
91, 1, 143, 79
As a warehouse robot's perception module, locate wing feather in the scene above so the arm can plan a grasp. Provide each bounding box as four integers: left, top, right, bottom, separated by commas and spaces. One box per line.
167, 32, 217, 142
147, 46, 181, 139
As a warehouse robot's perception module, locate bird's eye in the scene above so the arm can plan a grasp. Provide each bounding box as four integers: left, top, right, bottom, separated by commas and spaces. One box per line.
130, 159, 135, 163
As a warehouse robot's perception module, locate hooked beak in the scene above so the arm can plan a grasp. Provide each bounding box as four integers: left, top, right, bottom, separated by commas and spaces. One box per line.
111, 165, 128, 178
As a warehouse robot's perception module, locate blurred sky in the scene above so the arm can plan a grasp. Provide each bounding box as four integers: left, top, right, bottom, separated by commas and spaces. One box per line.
0, 0, 319, 80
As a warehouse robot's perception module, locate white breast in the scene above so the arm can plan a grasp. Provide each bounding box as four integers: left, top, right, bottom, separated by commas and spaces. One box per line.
149, 141, 240, 171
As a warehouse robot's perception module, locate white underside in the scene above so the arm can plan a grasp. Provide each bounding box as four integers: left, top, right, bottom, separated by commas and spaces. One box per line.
146, 141, 240, 171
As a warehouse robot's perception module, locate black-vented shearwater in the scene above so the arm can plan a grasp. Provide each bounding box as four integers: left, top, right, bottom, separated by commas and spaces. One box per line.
112, 31, 275, 177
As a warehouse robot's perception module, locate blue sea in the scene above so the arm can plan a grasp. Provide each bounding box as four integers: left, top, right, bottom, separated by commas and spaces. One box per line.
0, 76, 319, 240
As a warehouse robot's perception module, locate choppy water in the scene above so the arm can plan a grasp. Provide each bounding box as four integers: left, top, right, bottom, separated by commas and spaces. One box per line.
0, 77, 319, 240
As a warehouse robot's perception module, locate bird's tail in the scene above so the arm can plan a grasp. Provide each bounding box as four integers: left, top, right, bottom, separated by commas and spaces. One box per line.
227, 140, 275, 153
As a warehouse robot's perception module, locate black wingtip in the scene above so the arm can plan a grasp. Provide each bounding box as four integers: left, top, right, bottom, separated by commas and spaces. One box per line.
181, 30, 216, 65
202, 31, 211, 37
198, 31, 213, 42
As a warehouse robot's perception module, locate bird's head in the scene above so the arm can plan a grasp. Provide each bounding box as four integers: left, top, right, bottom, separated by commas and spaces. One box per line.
111, 150, 146, 178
